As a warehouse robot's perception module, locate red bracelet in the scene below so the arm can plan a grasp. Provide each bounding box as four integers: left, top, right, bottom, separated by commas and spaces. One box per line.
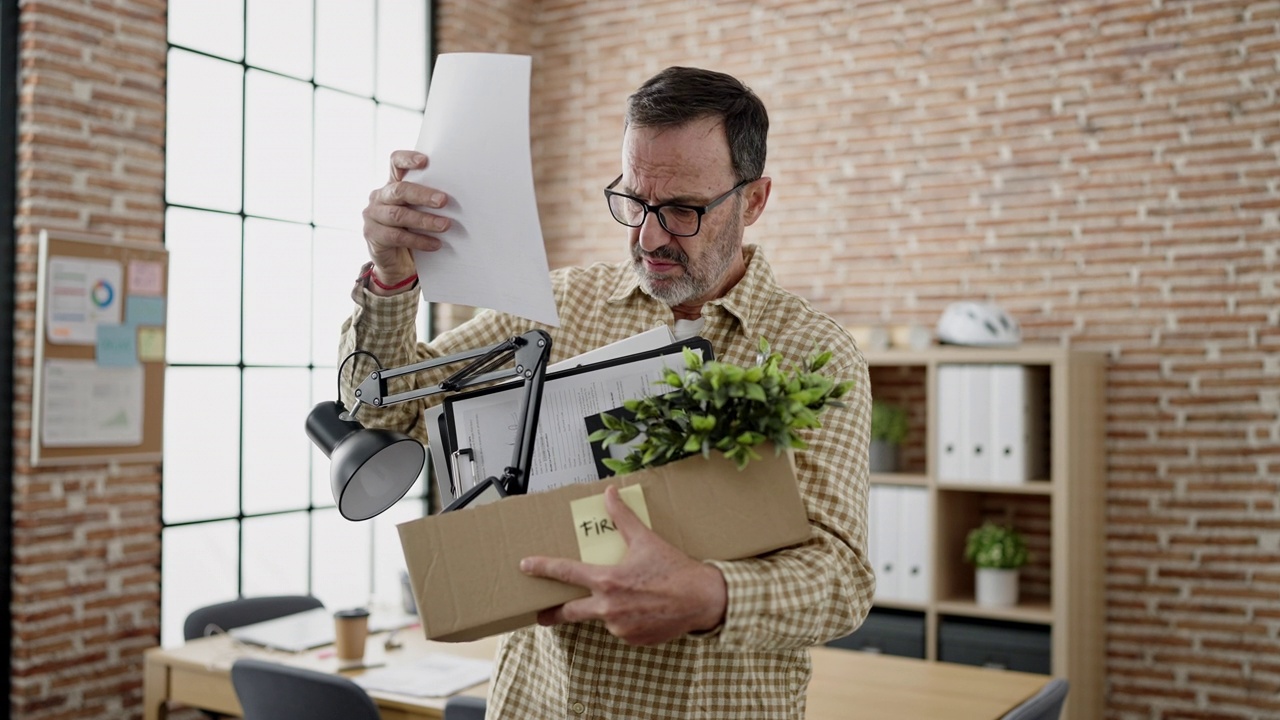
362, 266, 419, 291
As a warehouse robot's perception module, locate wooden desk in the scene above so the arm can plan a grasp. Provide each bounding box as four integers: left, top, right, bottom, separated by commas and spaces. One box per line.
145, 632, 1049, 720
808, 647, 1049, 719
142, 629, 496, 720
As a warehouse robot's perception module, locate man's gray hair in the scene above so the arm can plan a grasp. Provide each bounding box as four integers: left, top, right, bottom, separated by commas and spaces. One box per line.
625, 67, 768, 184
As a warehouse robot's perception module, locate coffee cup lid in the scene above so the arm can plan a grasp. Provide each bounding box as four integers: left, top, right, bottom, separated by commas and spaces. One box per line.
334, 607, 370, 619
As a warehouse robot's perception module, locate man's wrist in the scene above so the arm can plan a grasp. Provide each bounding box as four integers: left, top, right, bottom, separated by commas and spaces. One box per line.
693, 562, 729, 633
359, 262, 419, 296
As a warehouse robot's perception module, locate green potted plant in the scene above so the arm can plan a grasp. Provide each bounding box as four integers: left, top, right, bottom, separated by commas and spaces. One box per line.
869, 401, 908, 473
963, 520, 1029, 607
589, 338, 854, 473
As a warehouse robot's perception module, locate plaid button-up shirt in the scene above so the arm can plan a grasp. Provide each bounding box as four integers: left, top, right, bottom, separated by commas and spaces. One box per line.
339, 245, 874, 719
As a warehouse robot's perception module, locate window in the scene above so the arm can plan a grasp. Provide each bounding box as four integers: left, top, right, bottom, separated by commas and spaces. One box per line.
161, 0, 432, 647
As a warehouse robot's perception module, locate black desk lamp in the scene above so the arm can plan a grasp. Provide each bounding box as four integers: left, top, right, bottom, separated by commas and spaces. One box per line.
305, 330, 552, 520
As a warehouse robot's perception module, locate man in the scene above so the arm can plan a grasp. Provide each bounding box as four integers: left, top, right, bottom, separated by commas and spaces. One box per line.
346, 66, 873, 718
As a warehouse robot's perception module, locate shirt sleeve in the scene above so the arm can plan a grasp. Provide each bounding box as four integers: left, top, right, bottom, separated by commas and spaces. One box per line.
704, 353, 875, 651
336, 263, 521, 447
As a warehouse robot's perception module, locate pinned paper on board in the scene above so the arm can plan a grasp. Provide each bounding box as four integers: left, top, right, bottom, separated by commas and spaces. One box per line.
46, 256, 123, 345
96, 325, 138, 367
138, 327, 166, 362
126, 296, 166, 327
127, 259, 165, 296
570, 485, 651, 565
40, 359, 143, 447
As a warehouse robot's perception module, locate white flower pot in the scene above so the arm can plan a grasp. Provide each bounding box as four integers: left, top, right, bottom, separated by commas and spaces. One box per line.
975, 568, 1020, 607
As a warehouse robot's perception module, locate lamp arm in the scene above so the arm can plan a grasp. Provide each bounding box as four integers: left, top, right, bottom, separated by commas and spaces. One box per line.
344, 329, 553, 499
347, 331, 550, 418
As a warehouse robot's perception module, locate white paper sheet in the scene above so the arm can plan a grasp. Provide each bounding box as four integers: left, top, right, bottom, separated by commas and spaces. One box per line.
354, 653, 493, 698
407, 53, 560, 327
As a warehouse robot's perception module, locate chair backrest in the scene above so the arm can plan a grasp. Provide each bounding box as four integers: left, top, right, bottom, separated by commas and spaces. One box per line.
231, 658, 381, 720
183, 595, 324, 641
443, 695, 487, 720
1000, 678, 1069, 720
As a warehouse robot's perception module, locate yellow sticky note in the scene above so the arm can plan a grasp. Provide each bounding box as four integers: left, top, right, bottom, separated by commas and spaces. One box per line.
570, 485, 651, 565
138, 327, 165, 362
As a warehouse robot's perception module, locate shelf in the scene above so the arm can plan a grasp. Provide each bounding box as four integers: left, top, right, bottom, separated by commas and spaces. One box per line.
869, 472, 928, 487
935, 481, 1053, 495
859, 345, 1105, 720
862, 344, 1072, 366
871, 599, 928, 613
936, 599, 1054, 625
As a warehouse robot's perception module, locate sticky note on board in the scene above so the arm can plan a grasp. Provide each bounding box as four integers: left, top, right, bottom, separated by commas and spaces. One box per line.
138, 327, 166, 362
127, 260, 165, 296
570, 485, 651, 565
126, 296, 166, 326
96, 324, 138, 367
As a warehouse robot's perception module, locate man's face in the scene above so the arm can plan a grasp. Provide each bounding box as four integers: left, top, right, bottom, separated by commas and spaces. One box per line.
619, 117, 747, 308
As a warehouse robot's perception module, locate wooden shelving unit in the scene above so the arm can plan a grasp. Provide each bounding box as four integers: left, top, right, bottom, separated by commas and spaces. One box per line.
862, 345, 1106, 720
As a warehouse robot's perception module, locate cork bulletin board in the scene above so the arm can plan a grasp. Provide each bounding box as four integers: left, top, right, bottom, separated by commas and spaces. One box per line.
31, 231, 169, 466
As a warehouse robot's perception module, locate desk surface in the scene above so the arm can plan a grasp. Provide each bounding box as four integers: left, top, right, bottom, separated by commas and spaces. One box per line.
145, 630, 1048, 720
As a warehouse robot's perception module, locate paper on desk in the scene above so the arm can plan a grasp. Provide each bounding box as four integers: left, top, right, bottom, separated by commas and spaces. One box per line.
406, 53, 560, 327
354, 653, 493, 698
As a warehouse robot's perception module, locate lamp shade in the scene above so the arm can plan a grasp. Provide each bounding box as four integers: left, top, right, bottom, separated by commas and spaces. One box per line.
305, 401, 425, 521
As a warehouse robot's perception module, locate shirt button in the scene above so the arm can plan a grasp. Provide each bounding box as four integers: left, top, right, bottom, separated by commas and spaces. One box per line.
571, 701, 586, 714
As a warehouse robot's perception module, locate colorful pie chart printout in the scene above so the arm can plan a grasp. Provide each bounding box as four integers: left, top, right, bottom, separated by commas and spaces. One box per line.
46, 256, 124, 344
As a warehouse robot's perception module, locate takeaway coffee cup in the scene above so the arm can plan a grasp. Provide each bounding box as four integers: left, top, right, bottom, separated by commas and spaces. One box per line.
333, 607, 371, 663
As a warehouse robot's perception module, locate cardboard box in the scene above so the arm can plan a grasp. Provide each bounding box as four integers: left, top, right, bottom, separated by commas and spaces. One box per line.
398, 448, 811, 642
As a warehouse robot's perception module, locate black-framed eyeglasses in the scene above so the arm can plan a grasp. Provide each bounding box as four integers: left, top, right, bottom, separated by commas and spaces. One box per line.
604, 174, 754, 237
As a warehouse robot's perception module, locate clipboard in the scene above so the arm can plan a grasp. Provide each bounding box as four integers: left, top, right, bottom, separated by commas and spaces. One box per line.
434, 337, 714, 504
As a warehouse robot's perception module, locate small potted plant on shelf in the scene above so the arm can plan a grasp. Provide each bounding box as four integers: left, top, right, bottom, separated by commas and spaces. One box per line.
964, 520, 1029, 607
869, 400, 908, 473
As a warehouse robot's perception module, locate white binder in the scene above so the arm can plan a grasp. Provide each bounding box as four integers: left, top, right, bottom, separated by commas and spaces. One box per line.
964, 365, 994, 482
990, 364, 1048, 484
870, 485, 902, 601
896, 486, 931, 603
935, 364, 967, 483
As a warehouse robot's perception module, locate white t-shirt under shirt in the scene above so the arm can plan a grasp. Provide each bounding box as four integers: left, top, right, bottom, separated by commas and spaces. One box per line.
672, 317, 705, 342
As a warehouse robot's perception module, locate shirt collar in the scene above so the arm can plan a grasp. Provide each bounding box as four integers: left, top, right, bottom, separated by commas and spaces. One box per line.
606, 244, 777, 340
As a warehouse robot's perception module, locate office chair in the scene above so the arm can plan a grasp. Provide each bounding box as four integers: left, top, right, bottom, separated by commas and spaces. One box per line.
999, 678, 1069, 720
444, 695, 487, 720
231, 658, 381, 720
183, 594, 324, 641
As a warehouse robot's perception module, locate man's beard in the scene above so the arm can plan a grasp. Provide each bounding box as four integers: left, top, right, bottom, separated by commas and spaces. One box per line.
631, 212, 742, 307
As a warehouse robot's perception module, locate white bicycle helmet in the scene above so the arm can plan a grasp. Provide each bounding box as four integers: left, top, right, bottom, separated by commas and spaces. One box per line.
936, 302, 1021, 347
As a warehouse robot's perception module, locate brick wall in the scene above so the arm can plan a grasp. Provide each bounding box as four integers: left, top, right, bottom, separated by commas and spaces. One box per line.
10, 1, 166, 718
479, 1, 1278, 718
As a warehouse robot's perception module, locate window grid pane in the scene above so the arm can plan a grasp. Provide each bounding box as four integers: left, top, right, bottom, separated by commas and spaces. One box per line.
163, 2, 433, 617
243, 70, 314, 223
242, 218, 312, 365
168, 0, 245, 61
165, 49, 243, 212
242, 512, 312, 596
